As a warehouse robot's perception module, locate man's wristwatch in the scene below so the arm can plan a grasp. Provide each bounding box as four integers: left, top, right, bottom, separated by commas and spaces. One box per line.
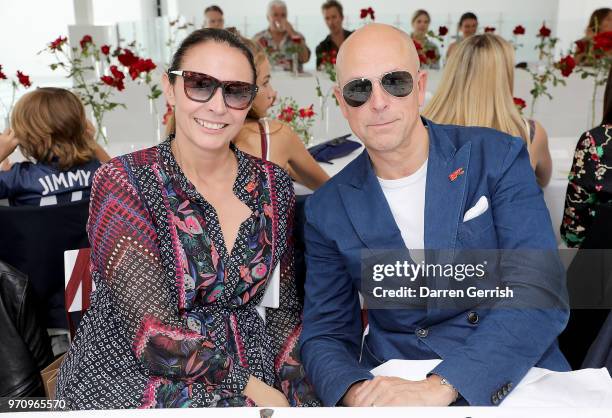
438, 377, 459, 404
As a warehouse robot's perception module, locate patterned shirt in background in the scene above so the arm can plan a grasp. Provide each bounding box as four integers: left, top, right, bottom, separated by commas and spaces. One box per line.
0, 159, 101, 206
561, 124, 612, 247
253, 29, 310, 72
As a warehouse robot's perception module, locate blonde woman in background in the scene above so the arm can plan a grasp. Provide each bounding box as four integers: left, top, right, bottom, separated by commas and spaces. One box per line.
423, 33, 552, 187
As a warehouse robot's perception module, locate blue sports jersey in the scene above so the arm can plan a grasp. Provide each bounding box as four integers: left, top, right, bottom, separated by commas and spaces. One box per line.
0, 159, 101, 206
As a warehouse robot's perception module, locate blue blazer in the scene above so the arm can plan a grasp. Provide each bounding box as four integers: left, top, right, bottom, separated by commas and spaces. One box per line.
299, 119, 570, 406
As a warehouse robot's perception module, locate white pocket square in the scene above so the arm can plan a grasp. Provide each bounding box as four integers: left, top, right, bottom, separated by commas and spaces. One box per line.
463, 196, 489, 222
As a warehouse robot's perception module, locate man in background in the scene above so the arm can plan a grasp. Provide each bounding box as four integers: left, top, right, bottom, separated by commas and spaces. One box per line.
315, 0, 352, 69
253, 0, 310, 71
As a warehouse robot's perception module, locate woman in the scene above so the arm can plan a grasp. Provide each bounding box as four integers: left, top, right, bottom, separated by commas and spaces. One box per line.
0, 88, 109, 206
561, 66, 612, 247
423, 34, 552, 187
446, 12, 478, 59
575, 8, 612, 64
233, 37, 329, 190
410, 9, 440, 70
56, 28, 319, 408
166, 37, 328, 191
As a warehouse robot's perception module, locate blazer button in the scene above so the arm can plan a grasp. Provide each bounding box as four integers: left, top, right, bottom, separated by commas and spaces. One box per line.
491, 394, 500, 405
497, 389, 504, 400
416, 328, 429, 338
502, 386, 509, 396
467, 311, 479, 324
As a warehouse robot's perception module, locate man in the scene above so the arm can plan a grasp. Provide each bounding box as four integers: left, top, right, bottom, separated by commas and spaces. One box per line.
316, 0, 353, 69
299, 23, 569, 407
253, 0, 310, 72
203, 5, 224, 29
315, 0, 352, 69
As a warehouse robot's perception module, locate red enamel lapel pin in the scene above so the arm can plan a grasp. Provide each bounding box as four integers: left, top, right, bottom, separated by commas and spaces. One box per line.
449, 167, 465, 182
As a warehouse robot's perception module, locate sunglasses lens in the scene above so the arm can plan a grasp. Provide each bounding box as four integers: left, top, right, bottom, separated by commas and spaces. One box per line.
381, 71, 413, 97
343, 78, 373, 107
182, 71, 216, 102
224, 82, 255, 110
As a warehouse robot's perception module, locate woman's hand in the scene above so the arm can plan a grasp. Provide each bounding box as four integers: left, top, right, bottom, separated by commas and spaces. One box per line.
244, 375, 290, 407
0, 128, 19, 162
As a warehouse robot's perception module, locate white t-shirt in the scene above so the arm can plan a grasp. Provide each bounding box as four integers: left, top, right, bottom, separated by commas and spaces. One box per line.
377, 160, 427, 250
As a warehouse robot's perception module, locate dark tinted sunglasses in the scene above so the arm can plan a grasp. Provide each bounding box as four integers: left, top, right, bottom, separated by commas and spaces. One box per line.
341, 70, 415, 107
168, 70, 258, 110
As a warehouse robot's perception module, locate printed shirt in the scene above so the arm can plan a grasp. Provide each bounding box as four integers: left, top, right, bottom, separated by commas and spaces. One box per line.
54, 138, 320, 408
253, 29, 309, 71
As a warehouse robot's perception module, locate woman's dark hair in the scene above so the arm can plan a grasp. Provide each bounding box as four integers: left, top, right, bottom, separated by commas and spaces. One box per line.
411, 9, 430, 24
458, 12, 478, 29
602, 65, 612, 125
587, 8, 611, 34
168, 28, 256, 84
204, 5, 223, 15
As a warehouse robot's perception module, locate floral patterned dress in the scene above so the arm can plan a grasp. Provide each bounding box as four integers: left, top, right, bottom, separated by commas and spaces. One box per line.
55, 138, 319, 408
561, 124, 612, 247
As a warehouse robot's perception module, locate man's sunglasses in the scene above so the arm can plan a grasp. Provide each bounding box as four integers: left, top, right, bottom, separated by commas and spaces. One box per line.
168, 70, 258, 110
341, 70, 414, 107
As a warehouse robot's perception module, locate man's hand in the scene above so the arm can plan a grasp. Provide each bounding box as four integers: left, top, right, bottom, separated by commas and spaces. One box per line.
344, 375, 457, 407
243, 375, 290, 407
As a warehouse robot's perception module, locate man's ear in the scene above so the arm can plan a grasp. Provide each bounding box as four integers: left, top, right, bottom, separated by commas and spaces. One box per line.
334, 85, 349, 119
416, 70, 428, 108
162, 72, 176, 107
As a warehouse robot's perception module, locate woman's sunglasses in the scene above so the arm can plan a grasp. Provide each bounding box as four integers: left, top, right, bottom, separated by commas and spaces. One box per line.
341, 70, 415, 107
168, 70, 258, 110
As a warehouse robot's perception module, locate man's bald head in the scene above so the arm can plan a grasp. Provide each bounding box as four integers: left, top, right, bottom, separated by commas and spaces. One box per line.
335, 23, 420, 84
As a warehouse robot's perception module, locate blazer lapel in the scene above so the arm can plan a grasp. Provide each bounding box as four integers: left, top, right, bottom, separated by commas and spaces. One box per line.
338, 151, 405, 250
424, 121, 471, 251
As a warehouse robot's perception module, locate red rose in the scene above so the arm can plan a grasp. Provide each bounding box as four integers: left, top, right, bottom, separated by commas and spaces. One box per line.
101, 45, 110, 55
291, 35, 302, 44
513, 25, 525, 35
575, 40, 587, 54
556, 55, 576, 77
368, 7, 375, 20
305, 104, 315, 117
538, 24, 551, 38
513, 97, 526, 110
484, 26, 496, 33
593, 31, 612, 52
110, 65, 125, 80
115, 80, 125, 91
438, 26, 448, 36
413, 40, 423, 50
80, 35, 93, 49
118, 49, 138, 67
360, 8, 368, 19
425, 49, 437, 60
299, 108, 306, 118
330, 56, 336, 64
100, 75, 114, 86
0, 65, 6, 80
128, 58, 156, 80
16, 71, 31, 87
330, 49, 337, 57
259, 38, 268, 48
418, 53, 427, 65
49, 36, 67, 51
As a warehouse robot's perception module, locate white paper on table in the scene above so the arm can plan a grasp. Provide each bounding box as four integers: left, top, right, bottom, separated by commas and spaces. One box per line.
371, 359, 612, 407
255, 264, 280, 322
